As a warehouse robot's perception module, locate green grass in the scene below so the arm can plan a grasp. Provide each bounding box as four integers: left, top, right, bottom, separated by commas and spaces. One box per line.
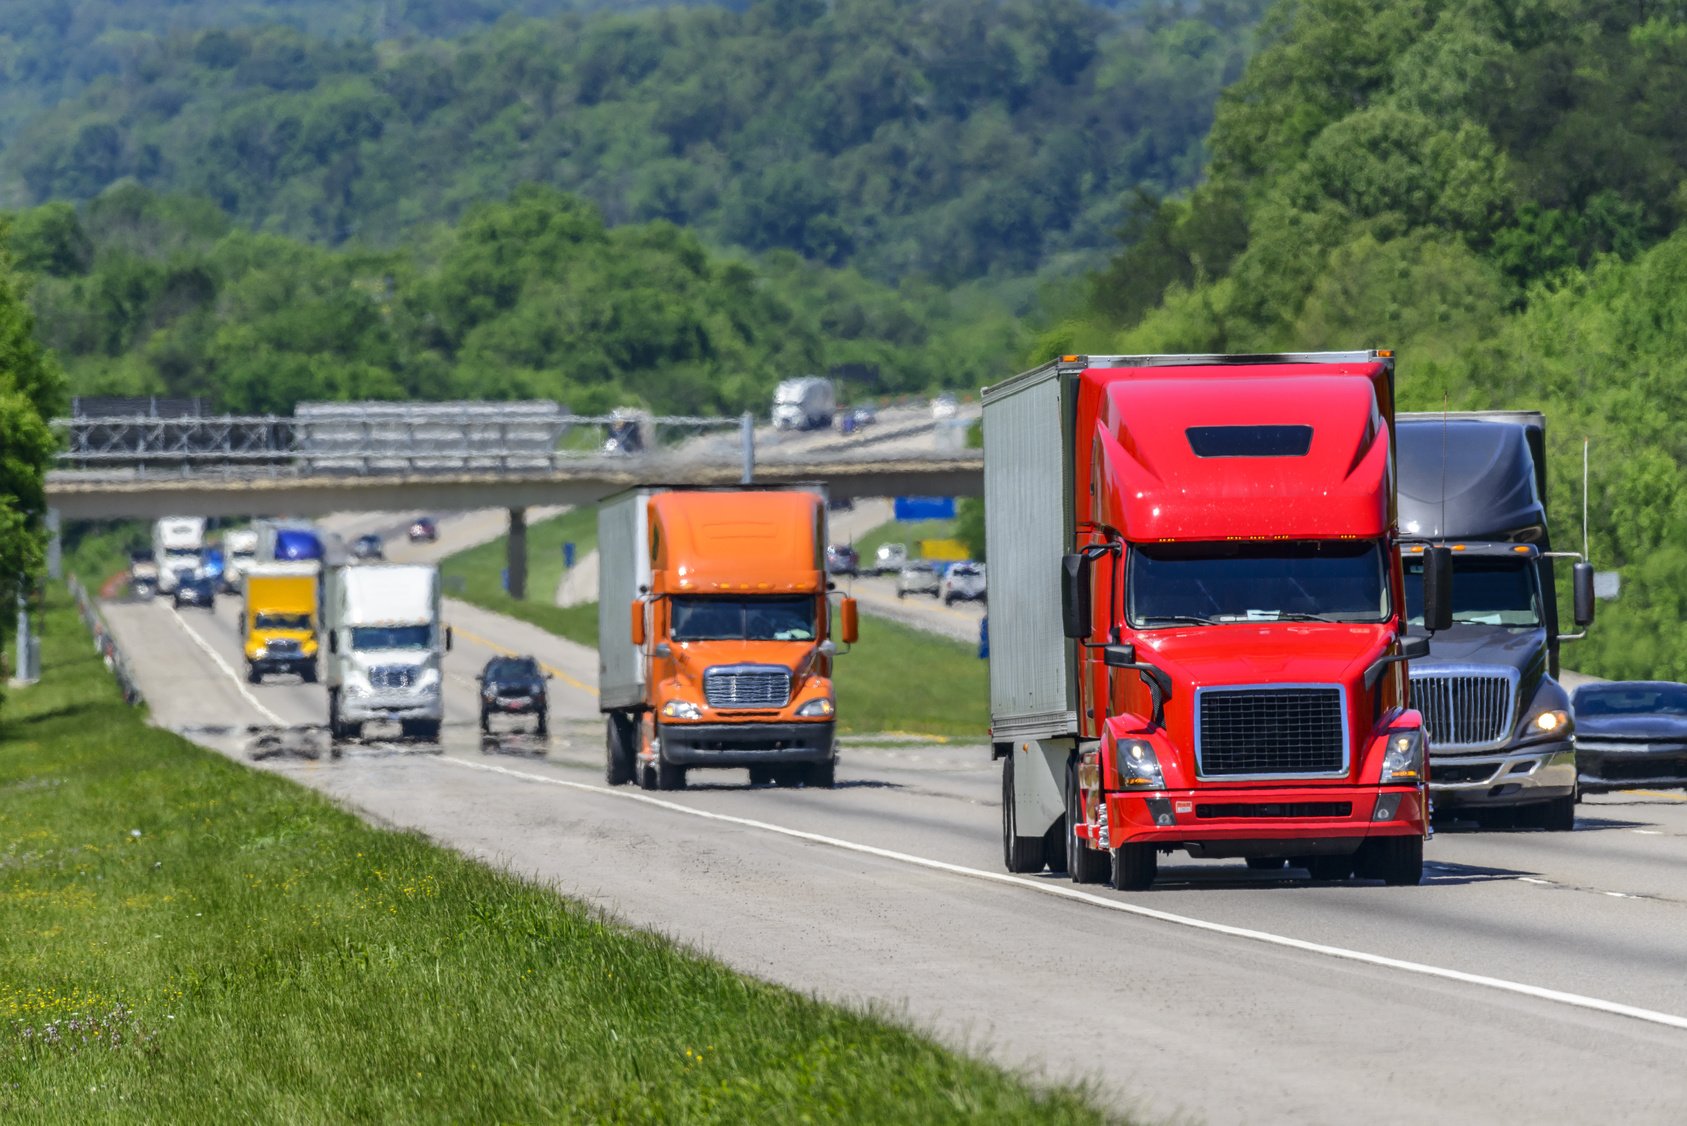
0, 591, 1109, 1123
851, 518, 962, 561
439, 507, 600, 646
835, 613, 990, 739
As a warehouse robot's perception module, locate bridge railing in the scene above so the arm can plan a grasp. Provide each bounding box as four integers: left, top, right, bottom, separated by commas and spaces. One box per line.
67, 574, 145, 708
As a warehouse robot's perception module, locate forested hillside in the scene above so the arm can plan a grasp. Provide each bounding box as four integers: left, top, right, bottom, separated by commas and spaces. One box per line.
3, 0, 1265, 282
11, 183, 1016, 413
1055, 0, 1687, 680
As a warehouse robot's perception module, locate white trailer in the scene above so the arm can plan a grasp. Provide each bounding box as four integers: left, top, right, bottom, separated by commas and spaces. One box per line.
323, 563, 449, 744
222, 529, 259, 593
772, 376, 836, 431
152, 516, 207, 595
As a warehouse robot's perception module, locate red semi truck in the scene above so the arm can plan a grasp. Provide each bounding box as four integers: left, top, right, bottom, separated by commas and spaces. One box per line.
985, 351, 1447, 889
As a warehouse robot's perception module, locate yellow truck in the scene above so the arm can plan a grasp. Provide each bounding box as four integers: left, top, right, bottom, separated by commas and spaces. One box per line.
242, 562, 320, 683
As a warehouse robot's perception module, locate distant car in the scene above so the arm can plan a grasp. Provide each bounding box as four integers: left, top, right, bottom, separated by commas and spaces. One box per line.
874, 542, 908, 576
603, 409, 646, 456
129, 549, 159, 599
896, 561, 941, 599
940, 561, 987, 605
837, 405, 877, 435
825, 544, 859, 577
351, 534, 385, 561
931, 393, 959, 421
172, 569, 217, 611
1573, 681, 1687, 794
408, 517, 438, 543
478, 655, 550, 736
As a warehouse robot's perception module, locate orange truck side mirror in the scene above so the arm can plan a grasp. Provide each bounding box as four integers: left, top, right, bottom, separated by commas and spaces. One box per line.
840, 598, 859, 645
630, 599, 646, 647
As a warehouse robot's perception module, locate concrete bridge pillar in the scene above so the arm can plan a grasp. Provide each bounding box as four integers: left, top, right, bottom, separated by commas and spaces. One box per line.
507, 507, 527, 600
45, 508, 61, 580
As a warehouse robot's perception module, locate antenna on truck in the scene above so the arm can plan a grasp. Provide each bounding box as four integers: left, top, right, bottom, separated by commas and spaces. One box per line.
1582, 436, 1591, 563
1440, 394, 1449, 540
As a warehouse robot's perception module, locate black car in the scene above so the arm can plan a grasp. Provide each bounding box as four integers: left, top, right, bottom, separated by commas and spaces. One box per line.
478, 655, 550, 735
351, 533, 385, 560
172, 569, 216, 611
1573, 681, 1687, 793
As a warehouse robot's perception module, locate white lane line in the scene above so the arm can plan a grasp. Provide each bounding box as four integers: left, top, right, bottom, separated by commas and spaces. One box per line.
1633, 830, 1663, 836
438, 755, 1687, 1034
163, 607, 286, 726
1518, 877, 1553, 885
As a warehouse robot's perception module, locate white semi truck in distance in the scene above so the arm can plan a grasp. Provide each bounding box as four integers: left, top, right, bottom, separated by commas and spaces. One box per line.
323, 562, 450, 744
221, 529, 259, 593
152, 516, 207, 595
772, 376, 836, 431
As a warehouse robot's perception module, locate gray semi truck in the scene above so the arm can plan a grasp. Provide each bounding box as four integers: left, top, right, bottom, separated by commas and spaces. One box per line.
1397, 411, 1595, 829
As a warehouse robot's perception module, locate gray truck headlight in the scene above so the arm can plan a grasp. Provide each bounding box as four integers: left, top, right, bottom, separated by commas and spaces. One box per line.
1382, 727, 1426, 784
1117, 740, 1165, 789
1529, 709, 1570, 736
661, 700, 703, 720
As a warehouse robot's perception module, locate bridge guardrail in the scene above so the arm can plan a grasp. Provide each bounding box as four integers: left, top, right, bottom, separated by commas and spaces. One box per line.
67, 575, 145, 708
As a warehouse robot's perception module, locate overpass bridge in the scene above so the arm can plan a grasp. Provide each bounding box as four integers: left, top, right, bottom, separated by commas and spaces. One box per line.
45, 401, 982, 596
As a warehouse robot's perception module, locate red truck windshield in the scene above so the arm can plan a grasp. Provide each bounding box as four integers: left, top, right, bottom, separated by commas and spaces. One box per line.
1128, 540, 1389, 627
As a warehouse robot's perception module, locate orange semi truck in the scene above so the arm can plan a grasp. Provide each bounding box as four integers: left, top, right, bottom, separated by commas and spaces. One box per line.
599, 486, 859, 790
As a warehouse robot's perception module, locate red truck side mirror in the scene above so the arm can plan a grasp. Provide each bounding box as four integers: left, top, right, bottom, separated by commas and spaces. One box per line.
630, 600, 646, 647
839, 598, 859, 645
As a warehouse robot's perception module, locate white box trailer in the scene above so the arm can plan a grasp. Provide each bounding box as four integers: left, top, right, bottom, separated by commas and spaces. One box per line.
152, 516, 207, 594
323, 562, 449, 743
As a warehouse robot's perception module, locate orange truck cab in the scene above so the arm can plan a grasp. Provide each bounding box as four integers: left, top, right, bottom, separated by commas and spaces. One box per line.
598, 486, 859, 791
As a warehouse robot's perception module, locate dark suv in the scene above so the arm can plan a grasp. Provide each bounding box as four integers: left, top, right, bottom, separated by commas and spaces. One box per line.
478, 656, 550, 735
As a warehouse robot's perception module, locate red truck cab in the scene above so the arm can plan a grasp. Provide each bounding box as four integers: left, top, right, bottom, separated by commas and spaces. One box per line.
986, 352, 1445, 889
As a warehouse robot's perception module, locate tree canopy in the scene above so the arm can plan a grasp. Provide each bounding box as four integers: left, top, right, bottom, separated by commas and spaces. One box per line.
2, 0, 1266, 284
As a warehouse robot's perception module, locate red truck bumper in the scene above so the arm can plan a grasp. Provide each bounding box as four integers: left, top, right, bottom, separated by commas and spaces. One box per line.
1099, 786, 1426, 856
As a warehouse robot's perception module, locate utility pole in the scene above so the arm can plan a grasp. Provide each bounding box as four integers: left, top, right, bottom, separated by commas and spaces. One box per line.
11, 593, 39, 687
740, 411, 755, 484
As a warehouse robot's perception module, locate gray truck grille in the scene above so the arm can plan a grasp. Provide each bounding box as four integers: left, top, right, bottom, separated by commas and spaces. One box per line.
703, 667, 791, 709
369, 665, 417, 690
266, 639, 301, 656
1196, 687, 1348, 777
1411, 674, 1513, 748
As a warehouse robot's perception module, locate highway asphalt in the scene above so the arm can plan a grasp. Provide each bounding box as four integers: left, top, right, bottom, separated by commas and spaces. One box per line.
97, 527, 1687, 1124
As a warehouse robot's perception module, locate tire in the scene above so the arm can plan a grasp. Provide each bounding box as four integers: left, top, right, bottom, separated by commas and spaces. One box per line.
1066, 756, 1110, 885
749, 766, 774, 786
1536, 794, 1576, 832
535, 711, 548, 738
247, 664, 261, 685
1245, 857, 1288, 871
803, 759, 837, 788
300, 664, 317, 684
1110, 843, 1157, 891
1001, 755, 1048, 874
653, 723, 687, 790
400, 719, 437, 742
1356, 835, 1424, 886
896, 590, 906, 600
1298, 854, 1356, 881
480, 709, 491, 735
606, 714, 635, 786
328, 689, 342, 739
944, 595, 955, 606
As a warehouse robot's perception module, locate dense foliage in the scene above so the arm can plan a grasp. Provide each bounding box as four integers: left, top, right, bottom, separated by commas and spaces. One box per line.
12, 183, 1021, 413
1055, 0, 1687, 679
0, 218, 63, 690
3, 0, 1264, 283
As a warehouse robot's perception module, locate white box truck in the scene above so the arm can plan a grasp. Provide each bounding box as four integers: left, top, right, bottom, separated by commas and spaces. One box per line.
323, 563, 450, 744
772, 376, 836, 431
152, 516, 207, 595
222, 529, 259, 593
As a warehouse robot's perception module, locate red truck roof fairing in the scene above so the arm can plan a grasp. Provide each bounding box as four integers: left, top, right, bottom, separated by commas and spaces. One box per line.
1080, 363, 1394, 542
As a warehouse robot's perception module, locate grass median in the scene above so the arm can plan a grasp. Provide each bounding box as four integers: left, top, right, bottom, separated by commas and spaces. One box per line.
439, 506, 600, 646
0, 591, 1107, 1122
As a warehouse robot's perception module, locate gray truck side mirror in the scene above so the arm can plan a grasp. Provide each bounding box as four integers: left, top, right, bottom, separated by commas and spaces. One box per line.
1421, 546, 1454, 632
1572, 561, 1596, 627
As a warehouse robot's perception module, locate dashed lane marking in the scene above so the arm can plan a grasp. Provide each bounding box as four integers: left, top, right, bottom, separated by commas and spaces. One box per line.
164, 606, 286, 726
439, 755, 1687, 1035
450, 625, 597, 697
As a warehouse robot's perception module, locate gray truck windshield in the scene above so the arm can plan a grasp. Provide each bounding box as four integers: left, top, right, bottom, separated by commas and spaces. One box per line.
670, 596, 816, 641
1128, 541, 1388, 627
351, 625, 431, 650
1403, 555, 1540, 628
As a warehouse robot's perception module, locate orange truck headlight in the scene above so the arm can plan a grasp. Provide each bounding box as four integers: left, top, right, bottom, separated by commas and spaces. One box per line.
661, 700, 703, 720
795, 697, 835, 718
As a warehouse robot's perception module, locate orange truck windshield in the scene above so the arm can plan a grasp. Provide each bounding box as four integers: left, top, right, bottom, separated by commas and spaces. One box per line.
670, 596, 815, 642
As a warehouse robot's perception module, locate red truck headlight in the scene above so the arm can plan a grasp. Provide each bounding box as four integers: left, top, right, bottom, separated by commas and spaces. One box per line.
1116, 740, 1165, 789
1381, 727, 1426, 784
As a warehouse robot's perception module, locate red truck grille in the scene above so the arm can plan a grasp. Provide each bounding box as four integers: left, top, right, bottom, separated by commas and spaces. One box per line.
1195, 686, 1348, 778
